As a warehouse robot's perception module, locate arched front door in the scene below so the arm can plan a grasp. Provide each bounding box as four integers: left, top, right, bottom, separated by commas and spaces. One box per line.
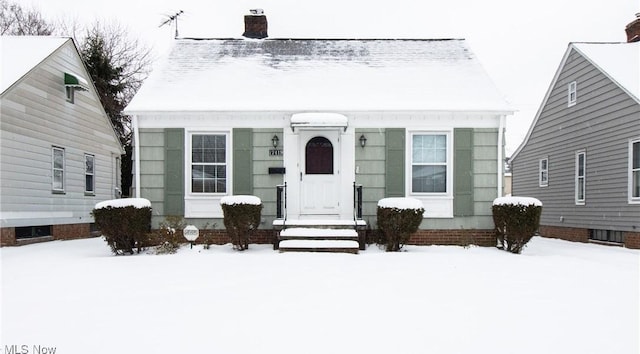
300, 131, 340, 216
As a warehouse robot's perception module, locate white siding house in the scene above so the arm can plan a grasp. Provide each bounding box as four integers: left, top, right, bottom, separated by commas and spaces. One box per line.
1, 36, 123, 246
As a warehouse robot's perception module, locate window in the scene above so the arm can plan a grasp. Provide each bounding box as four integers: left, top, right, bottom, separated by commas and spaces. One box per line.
191, 134, 227, 194
631, 138, 640, 203
65, 86, 74, 103
575, 151, 586, 205
567, 81, 577, 107
52, 147, 65, 192
539, 158, 549, 187
85, 154, 95, 194
589, 229, 624, 244
305, 136, 333, 174
411, 133, 448, 193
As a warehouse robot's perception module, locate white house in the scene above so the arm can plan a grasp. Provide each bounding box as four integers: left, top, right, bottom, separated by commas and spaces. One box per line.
0, 36, 123, 246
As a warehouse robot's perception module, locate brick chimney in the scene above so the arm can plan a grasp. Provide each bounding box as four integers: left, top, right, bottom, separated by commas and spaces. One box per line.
625, 13, 640, 42
243, 9, 268, 39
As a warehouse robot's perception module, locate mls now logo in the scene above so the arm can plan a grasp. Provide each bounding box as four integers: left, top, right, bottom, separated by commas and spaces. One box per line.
4, 345, 57, 354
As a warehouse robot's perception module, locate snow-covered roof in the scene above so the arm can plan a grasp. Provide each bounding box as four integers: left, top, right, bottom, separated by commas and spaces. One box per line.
572, 42, 640, 102
0, 36, 70, 94
125, 38, 512, 113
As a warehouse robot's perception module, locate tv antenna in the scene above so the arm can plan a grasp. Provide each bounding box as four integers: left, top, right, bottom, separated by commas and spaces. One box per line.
159, 10, 184, 38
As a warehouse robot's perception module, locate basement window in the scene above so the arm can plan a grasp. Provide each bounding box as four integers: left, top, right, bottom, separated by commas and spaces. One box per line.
16, 225, 52, 239
589, 229, 624, 244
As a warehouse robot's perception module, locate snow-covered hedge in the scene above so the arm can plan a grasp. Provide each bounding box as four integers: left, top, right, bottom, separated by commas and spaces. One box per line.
92, 198, 152, 255
377, 198, 425, 251
221, 195, 263, 251
492, 196, 542, 254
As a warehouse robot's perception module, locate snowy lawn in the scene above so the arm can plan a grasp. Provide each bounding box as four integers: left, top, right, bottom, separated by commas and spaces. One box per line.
1, 237, 638, 354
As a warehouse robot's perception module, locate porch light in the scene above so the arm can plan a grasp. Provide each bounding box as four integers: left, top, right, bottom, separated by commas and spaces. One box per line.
359, 134, 367, 148
272, 134, 280, 148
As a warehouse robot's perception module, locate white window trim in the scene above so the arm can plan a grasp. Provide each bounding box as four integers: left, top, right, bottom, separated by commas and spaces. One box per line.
575, 150, 586, 205
567, 81, 577, 107
184, 129, 232, 219
629, 138, 640, 204
539, 157, 549, 187
52, 146, 65, 193
85, 153, 95, 194
406, 130, 453, 218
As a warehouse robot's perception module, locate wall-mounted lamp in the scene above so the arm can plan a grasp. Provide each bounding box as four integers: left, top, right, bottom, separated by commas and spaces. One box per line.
272, 135, 279, 148
359, 134, 367, 148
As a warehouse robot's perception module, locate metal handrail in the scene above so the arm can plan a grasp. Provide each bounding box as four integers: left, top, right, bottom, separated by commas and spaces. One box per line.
276, 182, 287, 222
353, 182, 363, 222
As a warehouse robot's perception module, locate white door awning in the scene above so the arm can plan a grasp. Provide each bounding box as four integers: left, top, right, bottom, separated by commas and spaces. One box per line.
290, 113, 348, 131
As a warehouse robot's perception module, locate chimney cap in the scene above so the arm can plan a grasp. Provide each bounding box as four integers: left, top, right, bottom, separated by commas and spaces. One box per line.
249, 9, 264, 15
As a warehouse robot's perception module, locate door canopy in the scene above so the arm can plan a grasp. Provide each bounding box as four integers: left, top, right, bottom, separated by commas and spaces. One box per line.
290, 113, 348, 132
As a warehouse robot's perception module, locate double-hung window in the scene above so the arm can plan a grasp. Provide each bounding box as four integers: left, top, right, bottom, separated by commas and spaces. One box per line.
630, 138, 640, 203
568, 81, 577, 107
191, 134, 227, 194
52, 147, 65, 192
539, 158, 549, 187
85, 154, 95, 194
411, 133, 448, 193
575, 151, 586, 205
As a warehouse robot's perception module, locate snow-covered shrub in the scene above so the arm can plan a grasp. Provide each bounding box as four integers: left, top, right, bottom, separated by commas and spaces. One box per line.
92, 198, 152, 255
221, 196, 262, 251
492, 196, 542, 254
377, 198, 425, 252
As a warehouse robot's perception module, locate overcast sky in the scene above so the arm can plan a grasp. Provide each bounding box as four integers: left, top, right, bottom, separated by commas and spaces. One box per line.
26, 0, 640, 155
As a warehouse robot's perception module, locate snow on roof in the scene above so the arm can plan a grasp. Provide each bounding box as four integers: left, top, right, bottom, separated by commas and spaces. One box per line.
94, 198, 152, 210
1, 36, 70, 94
125, 38, 512, 113
572, 42, 640, 101
493, 196, 542, 207
378, 197, 424, 210
290, 112, 348, 128
220, 195, 262, 205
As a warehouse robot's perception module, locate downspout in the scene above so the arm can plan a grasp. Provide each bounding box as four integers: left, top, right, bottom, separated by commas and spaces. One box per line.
133, 114, 141, 198
497, 115, 505, 197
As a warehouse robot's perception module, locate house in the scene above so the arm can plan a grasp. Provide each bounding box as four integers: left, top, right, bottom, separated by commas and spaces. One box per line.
510, 25, 640, 248
0, 36, 124, 246
124, 11, 512, 247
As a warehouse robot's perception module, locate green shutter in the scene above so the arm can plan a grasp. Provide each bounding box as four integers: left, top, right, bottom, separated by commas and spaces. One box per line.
385, 128, 405, 197
164, 128, 184, 215
454, 128, 474, 216
233, 128, 253, 195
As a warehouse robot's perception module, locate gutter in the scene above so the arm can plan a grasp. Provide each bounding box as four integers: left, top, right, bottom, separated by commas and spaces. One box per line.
132, 114, 141, 198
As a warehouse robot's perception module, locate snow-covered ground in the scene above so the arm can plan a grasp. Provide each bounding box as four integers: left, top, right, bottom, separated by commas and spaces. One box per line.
1, 237, 638, 354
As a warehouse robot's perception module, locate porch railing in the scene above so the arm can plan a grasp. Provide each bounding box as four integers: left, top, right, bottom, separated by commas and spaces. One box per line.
353, 182, 363, 221
276, 182, 287, 220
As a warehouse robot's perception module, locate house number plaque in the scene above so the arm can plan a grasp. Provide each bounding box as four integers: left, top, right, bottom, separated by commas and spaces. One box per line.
269, 149, 282, 156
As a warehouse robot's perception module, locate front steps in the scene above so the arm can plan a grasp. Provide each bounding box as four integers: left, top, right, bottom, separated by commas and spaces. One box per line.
274, 219, 366, 254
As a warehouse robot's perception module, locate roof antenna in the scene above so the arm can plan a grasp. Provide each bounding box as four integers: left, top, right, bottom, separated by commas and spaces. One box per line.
159, 10, 184, 39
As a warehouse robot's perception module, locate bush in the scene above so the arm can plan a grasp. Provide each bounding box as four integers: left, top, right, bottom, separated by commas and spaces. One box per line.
92, 198, 152, 255
492, 196, 542, 254
377, 198, 424, 252
152, 215, 186, 255
221, 196, 262, 251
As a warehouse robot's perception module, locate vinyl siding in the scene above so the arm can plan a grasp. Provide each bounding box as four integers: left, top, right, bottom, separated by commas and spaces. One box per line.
138, 129, 165, 224
355, 128, 386, 218
251, 129, 284, 223
512, 48, 640, 231
0, 40, 122, 228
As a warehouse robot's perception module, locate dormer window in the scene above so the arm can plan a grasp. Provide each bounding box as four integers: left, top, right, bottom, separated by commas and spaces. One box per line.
568, 81, 577, 107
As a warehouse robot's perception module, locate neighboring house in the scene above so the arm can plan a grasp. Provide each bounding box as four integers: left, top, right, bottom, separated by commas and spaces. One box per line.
0, 36, 124, 246
510, 40, 640, 249
124, 12, 512, 247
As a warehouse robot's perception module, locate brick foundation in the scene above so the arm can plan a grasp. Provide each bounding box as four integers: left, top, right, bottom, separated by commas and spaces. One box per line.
52, 223, 91, 240
400, 229, 495, 247
1, 227, 16, 246
539, 225, 589, 243
624, 231, 640, 249
147, 228, 277, 247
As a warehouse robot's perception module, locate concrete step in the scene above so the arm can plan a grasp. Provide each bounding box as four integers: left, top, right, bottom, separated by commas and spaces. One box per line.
278, 239, 359, 254
279, 227, 358, 240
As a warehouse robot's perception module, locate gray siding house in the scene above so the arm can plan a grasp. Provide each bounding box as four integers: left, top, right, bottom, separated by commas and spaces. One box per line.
124, 13, 512, 247
510, 41, 640, 249
0, 36, 124, 246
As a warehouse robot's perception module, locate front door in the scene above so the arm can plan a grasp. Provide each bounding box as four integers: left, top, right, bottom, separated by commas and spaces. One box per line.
300, 131, 340, 216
